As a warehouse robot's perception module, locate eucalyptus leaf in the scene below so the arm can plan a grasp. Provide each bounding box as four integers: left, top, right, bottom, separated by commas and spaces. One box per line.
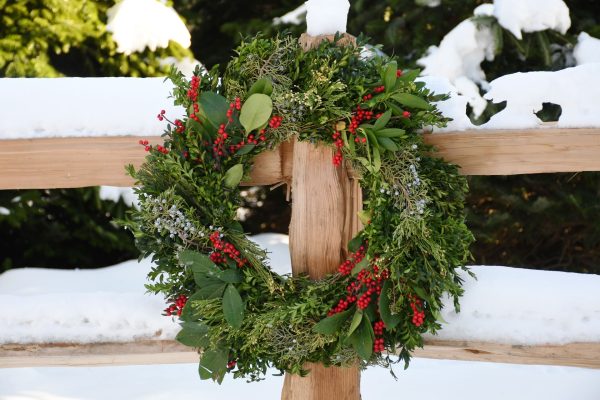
248, 78, 273, 96
223, 284, 245, 329
224, 164, 244, 188
239, 93, 273, 133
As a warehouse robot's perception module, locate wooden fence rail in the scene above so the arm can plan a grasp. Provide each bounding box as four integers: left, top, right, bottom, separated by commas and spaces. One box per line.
1, 127, 599, 370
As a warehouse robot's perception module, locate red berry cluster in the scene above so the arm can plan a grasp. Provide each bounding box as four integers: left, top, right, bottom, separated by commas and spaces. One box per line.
214, 124, 230, 156
373, 85, 385, 94
402, 111, 411, 119
348, 105, 374, 134
409, 296, 425, 327
138, 139, 151, 152
209, 231, 247, 267
157, 109, 166, 121
331, 131, 344, 166
190, 102, 201, 123
164, 294, 188, 316
338, 245, 366, 276
327, 294, 358, 317
396, 69, 403, 77
355, 265, 388, 310
187, 76, 200, 101
269, 115, 283, 129
155, 144, 169, 154
373, 320, 385, 336
174, 119, 184, 134
373, 337, 385, 353
226, 98, 241, 122
227, 360, 237, 369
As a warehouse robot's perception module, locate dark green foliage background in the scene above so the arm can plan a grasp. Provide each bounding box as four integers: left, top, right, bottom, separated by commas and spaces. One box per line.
1, 0, 599, 274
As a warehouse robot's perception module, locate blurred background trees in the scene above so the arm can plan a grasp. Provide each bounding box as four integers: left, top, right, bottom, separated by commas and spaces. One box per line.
1, 0, 598, 274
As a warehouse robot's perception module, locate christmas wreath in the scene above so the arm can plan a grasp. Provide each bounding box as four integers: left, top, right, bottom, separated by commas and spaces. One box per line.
126, 34, 473, 382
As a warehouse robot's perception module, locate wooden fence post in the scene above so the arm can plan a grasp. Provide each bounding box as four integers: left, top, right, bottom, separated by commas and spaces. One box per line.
281, 33, 363, 400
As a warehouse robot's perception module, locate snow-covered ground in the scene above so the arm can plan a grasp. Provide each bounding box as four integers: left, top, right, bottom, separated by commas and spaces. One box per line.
0, 233, 599, 399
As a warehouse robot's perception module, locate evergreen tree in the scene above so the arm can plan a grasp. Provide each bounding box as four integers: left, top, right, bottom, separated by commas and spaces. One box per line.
0, 0, 193, 271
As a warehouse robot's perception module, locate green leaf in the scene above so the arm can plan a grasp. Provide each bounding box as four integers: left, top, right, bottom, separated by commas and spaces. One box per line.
239, 93, 273, 133
397, 69, 420, 83
222, 284, 244, 329
413, 286, 432, 304
379, 280, 401, 329
347, 316, 373, 360
347, 310, 363, 337
199, 92, 229, 129
357, 210, 371, 225
377, 136, 399, 151
218, 268, 243, 283
196, 279, 227, 300
224, 164, 244, 188
248, 78, 273, 96
236, 144, 255, 155
373, 109, 392, 131
176, 322, 210, 348
384, 61, 398, 92
199, 347, 228, 381
351, 257, 368, 276
347, 235, 363, 252
392, 93, 431, 110
376, 128, 406, 138
372, 146, 381, 172
179, 250, 216, 280
313, 308, 353, 335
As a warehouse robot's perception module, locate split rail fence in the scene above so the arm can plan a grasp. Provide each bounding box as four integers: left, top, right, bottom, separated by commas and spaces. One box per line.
1, 127, 600, 370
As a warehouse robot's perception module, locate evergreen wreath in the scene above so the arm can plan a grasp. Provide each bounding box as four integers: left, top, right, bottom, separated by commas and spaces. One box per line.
126, 34, 473, 383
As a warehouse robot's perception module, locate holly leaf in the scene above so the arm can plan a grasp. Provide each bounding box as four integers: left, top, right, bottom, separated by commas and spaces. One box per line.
248, 78, 273, 96
392, 93, 431, 110
347, 315, 373, 360
379, 280, 401, 329
373, 110, 392, 131
313, 308, 353, 335
239, 93, 272, 133
222, 284, 244, 329
199, 92, 229, 129
384, 61, 398, 93
224, 164, 244, 188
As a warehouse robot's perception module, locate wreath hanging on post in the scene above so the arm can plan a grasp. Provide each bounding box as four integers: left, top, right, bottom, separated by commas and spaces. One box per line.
126, 33, 473, 383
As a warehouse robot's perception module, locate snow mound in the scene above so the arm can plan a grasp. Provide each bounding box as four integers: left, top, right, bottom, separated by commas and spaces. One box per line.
574, 32, 600, 65
106, 0, 191, 55
273, 4, 307, 25
1, 234, 598, 346
493, 0, 571, 40
99, 186, 139, 208
483, 63, 600, 129
305, 0, 350, 36
0, 78, 184, 139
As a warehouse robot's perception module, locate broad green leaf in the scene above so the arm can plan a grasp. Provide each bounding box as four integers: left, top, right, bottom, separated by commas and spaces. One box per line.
357, 210, 371, 225
351, 257, 368, 276
388, 102, 404, 116
397, 69, 420, 83
413, 286, 433, 304
347, 235, 363, 252
218, 268, 243, 284
373, 110, 392, 131
176, 322, 210, 348
248, 78, 273, 96
347, 310, 363, 337
384, 61, 398, 92
199, 92, 229, 129
199, 347, 228, 381
348, 316, 373, 360
376, 128, 406, 138
222, 284, 244, 329
236, 144, 255, 155
379, 280, 401, 329
179, 250, 216, 279
313, 308, 353, 335
377, 136, 399, 151
239, 93, 273, 133
224, 164, 244, 188
373, 146, 381, 172
196, 279, 227, 300
392, 93, 431, 110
